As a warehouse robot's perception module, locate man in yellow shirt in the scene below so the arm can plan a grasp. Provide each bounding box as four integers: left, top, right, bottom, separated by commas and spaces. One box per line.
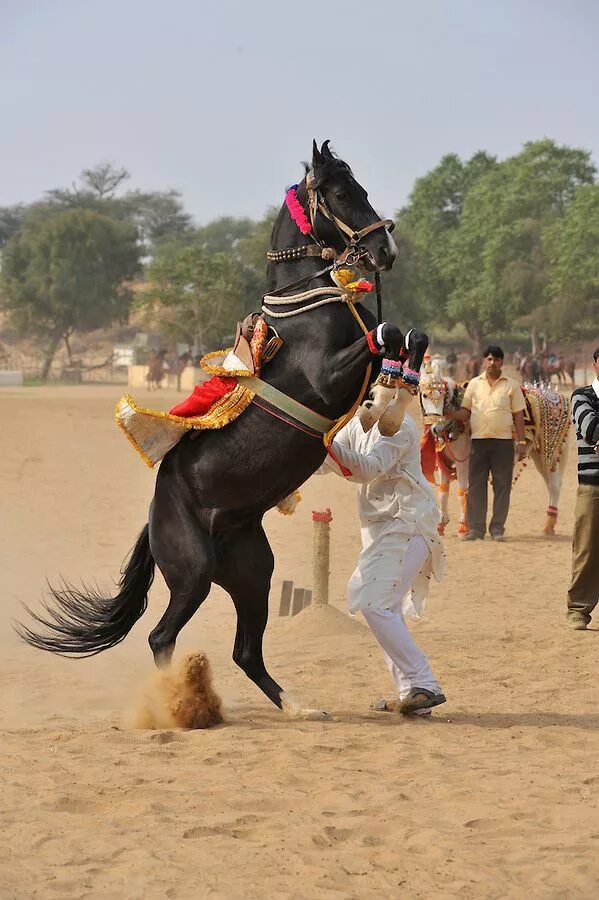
448, 345, 527, 541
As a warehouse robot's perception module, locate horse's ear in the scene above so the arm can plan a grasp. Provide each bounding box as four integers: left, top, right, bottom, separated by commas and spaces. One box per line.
321, 140, 333, 159
312, 139, 322, 167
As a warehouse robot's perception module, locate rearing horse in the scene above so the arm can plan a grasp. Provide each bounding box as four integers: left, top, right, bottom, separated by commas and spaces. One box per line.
18, 141, 427, 719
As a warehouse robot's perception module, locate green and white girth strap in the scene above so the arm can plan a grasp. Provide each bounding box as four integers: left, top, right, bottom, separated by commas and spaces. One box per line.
237, 373, 334, 437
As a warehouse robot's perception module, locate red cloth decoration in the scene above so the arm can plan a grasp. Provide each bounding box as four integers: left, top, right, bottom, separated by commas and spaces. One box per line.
326, 444, 353, 477
366, 330, 380, 354
420, 428, 438, 484
169, 375, 237, 418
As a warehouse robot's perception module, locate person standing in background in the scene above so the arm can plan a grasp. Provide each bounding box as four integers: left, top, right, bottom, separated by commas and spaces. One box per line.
447, 345, 527, 541
446, 347, 458, 378
567, 348, 599, 630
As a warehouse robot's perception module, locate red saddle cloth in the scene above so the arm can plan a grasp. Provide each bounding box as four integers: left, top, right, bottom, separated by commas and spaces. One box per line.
169, 376, 237, 418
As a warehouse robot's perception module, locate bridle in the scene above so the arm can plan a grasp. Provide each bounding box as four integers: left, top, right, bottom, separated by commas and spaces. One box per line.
264, 171, 394, 322
305, 168, 394, 263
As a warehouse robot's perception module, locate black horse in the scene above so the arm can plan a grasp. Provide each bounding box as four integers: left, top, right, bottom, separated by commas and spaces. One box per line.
18, 141, 427, 718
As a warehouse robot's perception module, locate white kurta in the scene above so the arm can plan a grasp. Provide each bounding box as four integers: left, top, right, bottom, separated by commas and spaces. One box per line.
323, 414, 445, 616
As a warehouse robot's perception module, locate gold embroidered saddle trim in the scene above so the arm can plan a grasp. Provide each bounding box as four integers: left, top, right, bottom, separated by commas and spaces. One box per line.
115, 384, 254, 469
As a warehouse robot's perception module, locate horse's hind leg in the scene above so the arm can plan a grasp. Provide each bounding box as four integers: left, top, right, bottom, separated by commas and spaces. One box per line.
147, 499, 215, 668
215, 520, 329, 719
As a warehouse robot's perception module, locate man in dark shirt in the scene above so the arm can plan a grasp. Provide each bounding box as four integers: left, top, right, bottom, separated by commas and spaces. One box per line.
567, 347, 599, 630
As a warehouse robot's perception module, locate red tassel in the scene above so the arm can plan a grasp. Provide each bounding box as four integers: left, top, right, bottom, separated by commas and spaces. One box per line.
420, 429, 438, 484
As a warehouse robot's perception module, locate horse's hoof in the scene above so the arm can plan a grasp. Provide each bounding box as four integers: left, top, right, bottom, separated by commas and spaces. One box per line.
280, 692, 331, 720
302, 709, 331, 721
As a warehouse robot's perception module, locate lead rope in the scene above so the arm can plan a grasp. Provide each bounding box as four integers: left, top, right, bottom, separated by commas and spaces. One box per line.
323, 299, 372, 447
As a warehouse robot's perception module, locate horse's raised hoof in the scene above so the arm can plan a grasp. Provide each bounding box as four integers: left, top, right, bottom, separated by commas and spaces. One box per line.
152, 647, 174, 670
280, 692, 331, 721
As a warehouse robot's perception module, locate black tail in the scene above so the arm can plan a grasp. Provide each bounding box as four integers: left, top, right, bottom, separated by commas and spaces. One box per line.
15, 525, 155, 657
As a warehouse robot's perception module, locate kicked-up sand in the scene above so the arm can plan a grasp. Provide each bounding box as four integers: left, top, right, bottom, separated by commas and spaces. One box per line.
1, 383, 598, 899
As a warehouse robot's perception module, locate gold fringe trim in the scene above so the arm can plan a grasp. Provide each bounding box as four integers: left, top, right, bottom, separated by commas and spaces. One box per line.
115, 385, 254, 468
200, 349, 252, 378
276, 490, 302, 516
115, 402, 157, 469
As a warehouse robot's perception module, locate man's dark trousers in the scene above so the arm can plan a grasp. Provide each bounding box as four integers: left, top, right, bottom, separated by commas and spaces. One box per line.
467, 439, 515, 537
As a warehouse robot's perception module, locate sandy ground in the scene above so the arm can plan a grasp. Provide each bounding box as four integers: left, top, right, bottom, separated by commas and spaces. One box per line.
1, 383, 598, 899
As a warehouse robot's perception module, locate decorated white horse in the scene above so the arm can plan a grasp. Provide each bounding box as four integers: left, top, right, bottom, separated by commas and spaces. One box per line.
419, 359, 571, 536
419, 360, 471, 535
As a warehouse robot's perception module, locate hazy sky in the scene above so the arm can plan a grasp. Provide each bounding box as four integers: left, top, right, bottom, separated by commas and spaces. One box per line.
2, 0, 598, 224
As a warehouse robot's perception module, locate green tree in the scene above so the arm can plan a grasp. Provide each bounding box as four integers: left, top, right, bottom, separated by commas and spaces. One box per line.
1, 208, 140, 379
397, 151, 498, 340
46, 163, 193, 254
448, 140, 595, 350
545, 183, 599, 336
139, 244, 247, 354
0, 204, 28, 249
195, 216, 255, 254
378, 223, 427, 328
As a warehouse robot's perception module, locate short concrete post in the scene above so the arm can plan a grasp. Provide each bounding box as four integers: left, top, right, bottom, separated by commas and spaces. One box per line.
291, 588, 305, 617
312, 509, 332, 606
279, 580, 293, 616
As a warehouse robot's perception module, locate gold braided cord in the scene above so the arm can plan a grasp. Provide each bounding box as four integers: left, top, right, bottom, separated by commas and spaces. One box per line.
199, 349, 251, 378
344, 298, 370, 336
324, 363, 373, 447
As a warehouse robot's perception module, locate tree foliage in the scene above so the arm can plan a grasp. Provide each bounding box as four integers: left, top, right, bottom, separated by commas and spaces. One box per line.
398, 140, 597, 350
138, 244, 247, 354
45, 163, 193, 255
1, 208, 139, 378
545, 183, 599, 334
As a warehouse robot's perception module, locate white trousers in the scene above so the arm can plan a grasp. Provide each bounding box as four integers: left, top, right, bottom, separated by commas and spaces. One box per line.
362, 535, 442, 700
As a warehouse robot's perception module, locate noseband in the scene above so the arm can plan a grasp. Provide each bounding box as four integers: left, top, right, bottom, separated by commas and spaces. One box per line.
304, 169, 394, 266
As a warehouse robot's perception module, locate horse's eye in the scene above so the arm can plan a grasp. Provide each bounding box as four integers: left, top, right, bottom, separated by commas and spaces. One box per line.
335, 191, 348, 202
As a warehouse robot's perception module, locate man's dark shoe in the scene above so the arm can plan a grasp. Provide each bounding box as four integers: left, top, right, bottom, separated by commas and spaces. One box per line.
461, 532, 483, 541
398, 688, 446, 716
567, 612, 590, 631
491, 534, 505, 542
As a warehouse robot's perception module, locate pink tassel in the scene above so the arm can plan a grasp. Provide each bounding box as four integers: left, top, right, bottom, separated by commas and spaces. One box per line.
285, 187, 312, 235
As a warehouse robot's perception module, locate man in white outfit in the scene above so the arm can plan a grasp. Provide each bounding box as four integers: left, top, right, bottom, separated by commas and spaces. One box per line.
321, 400, 446, 715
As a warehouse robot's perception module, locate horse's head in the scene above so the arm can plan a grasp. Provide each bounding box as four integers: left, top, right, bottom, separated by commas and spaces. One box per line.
309, 140, 397, 272
419, 359, 449, 419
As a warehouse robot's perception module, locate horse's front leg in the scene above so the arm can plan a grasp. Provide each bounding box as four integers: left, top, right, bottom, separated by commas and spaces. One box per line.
437, 474, 450, 535
454, 432, 471, 535
539, 442, 568, 535
307, 322, 409, 408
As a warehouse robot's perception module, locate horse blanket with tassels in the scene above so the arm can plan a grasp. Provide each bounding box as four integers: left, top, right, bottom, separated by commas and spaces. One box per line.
521, 383, 570, 472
